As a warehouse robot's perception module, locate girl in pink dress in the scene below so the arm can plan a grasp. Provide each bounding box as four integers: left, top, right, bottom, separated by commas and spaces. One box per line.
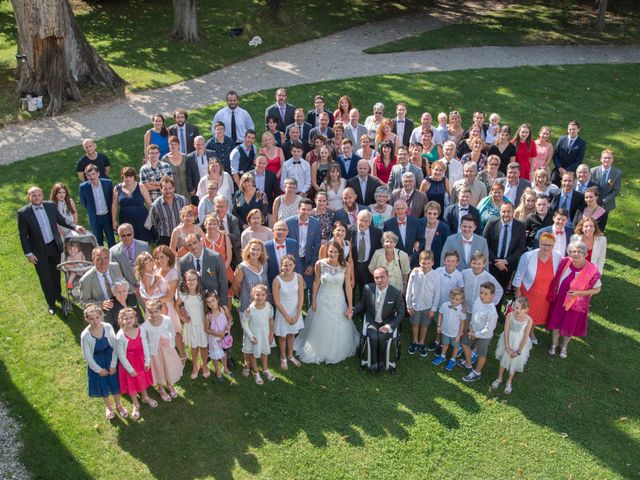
116, 307, 157, 420
512, 123, 537, 181
204, 291, 233, 382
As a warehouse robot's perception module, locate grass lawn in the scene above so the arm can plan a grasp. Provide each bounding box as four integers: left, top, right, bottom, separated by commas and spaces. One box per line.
0, 0, 432, 126
365, 2, 640, 54
1, 64, 639, 479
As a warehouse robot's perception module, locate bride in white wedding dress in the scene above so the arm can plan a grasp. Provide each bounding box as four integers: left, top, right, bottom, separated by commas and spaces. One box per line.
296, 241, 359, 364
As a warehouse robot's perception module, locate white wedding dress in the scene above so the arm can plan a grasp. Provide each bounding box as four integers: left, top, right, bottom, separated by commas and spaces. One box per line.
296, 260, 359, 364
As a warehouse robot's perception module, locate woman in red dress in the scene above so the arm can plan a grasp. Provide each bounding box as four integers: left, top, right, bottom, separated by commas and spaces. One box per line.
371, 139, 397, 185
512, 123, 537, 181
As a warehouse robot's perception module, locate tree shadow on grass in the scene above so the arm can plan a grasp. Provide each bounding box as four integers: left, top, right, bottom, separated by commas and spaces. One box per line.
0, 359, 93, 479
115, 342, 481, 479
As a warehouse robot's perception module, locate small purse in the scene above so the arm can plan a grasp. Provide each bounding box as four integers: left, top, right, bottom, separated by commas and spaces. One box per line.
220, 333, 233, 350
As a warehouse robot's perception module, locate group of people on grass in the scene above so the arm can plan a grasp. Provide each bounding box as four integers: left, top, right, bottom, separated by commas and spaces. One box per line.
17, 88, 622, 420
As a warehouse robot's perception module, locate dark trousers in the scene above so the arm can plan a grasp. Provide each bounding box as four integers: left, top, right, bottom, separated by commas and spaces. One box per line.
490, 263, 515, 315
354, 262, 372, 299
157, 235, 171, 246
35, 241, 62, 307
93, 214, 115, 247
366, 324, 392, 371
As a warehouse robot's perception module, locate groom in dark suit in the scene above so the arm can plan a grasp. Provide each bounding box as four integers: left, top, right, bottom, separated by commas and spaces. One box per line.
353, 267, 405, 373
17, 186, 85, 314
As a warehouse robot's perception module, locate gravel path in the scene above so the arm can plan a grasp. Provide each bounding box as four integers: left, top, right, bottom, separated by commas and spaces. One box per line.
0, 402, 30, 480
1, 9, 639, 165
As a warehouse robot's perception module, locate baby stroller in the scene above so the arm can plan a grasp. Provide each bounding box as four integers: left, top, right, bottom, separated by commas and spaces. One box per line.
57, 233, 97, 317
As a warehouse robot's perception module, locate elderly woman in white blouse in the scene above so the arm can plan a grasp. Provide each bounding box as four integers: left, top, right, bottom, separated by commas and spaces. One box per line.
570, 216, 607, 273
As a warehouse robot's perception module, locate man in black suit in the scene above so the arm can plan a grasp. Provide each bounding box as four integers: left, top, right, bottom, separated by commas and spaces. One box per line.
17, 186, 85, 314
306, 95, 334, 128
483, 202, 526, 313
383, 199, 424, 267
391, 102, 414, 147
249, 155, 279, 210
347, 159, 381, 206
180, 233, 228, 305
264, 87, 295, 132
549, 172, 585, 227
186, 136, 216, 204
336, 139, 360, 180
349, 210, 382, 296
168, 108, 200, 155
552, 120, 586, 185
285, 108, 312, 150
307, 111, 334, 143
352, 266, 405, 373
443, 187, 481, 234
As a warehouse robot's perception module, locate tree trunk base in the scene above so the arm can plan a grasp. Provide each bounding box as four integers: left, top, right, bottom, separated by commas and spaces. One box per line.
171, 0, 200, 44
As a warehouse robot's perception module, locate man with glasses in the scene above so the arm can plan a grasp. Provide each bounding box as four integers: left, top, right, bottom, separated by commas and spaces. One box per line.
110, 223, 149, 292
139, 144, 173, 202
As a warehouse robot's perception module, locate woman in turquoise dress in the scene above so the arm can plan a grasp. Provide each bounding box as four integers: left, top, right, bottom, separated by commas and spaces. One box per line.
144, 113, 170, 158
477, 182, 511, 230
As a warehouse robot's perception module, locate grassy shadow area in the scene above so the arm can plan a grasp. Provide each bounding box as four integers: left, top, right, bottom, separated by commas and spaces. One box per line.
0, 0, 433, 125
0, 65, 639, 478
365, 2, 640, 54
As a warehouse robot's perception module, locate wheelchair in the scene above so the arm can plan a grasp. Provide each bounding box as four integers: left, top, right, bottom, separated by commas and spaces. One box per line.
358, 316, 401, 373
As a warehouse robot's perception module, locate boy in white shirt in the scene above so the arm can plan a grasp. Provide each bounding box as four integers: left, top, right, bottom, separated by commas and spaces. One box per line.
460, 282, 498, 382
406, 251, 441, 357
432, 288, 465, 371
280, 142, 311, 195
428, 250, 464, 355
461, 252, 503, 314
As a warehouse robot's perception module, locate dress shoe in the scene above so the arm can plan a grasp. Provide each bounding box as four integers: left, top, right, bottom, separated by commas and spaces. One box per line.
47, 306, 56, 315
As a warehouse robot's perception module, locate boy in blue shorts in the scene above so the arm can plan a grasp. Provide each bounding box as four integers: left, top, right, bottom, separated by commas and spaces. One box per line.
433, 287, 465, 371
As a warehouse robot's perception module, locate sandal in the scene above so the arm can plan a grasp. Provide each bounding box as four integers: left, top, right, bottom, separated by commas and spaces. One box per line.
280, 358, 288, 370
263, 369, 276, 382
559, 348, 568, 359
158, 390, 172, 402
254, 372, 264, 385
490, 379, 502, 390
288, 357, 301, 367
505, 383, 513, 394
548, 344, 558, 356
190, 369, 199, 380
168, 388, 179, 399
105, 407, 115, 420
202, 368, 211, 379
116, 405, 128, 418
141, 396, 158, 408
131, 407, 141, 420
242, 367, 251, 378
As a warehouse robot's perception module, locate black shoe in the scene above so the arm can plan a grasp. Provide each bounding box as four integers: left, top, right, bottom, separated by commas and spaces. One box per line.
427, 341, 440, 352
227, 357, 236, 370
47, 306, 56, 315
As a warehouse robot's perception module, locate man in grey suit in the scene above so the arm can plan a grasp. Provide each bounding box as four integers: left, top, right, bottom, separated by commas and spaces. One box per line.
390, 172, 427, 219
352, 266, 405, 373
109, 223, 149, 291
590, 148, 622, 212
264, 87, 296, 132
179, 233, 228, 305
344, 108, 369, 151
80, 246, 126, 308
387, 146, 423, 192
495, 162, 531, 207
440, 215, 489, 271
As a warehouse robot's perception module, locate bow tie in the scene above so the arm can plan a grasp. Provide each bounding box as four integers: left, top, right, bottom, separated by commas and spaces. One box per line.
397, 120, 404, 123
34, 205, 44, 210
299, 222, 308, 227
555, 230, 564, 236
293, 161, 301, 165
276, 245, 285, 249
460, 207, 468, 212
449, 304, 458, 310
397, 221, 406, 226
463, 239, 473, 244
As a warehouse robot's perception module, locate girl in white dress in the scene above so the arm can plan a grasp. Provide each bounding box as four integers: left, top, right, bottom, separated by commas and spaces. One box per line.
272, 255, 304, 370
176, 270, 209, 380
297, 241, 359, 364
492, 297, 533, 394
241, 285, 275, 385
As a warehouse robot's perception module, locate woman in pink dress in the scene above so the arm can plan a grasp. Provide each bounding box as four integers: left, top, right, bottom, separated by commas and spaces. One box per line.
371, 140, 397, 185
533, 126, 554, 170
546, 241, 601, 359
512, 123, 537, 181
333, 95, 352, 124
152, 245, 186, 361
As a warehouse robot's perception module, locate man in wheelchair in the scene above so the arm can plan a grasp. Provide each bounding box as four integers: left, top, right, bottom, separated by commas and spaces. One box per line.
353, 267, 405, 373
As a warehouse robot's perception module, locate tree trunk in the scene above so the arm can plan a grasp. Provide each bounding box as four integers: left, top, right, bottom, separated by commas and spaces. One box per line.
11, 0, 124, 116
170, 0, 200, 44
596, 0, 608, 32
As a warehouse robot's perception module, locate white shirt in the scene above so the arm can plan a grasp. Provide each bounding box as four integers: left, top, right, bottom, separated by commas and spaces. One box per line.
445, 158, 464, 185
457, 204, 471, 232
461, 269, 503, 312
375, 286, 388, 324
461, 234, 474, 266
504, 181, 518, 205
470, 298, 498, 339
435, 266, 464, 307
281, 158, 311, 194
396, 217, 408, 245
553, 228, 568, 257
395, 117, 406, 143
212, 106, 254, 142
297, 220, 308, 257
439, 301, 465, 338
194, 151, 209, 179
406, 268, 440, 312
97, 269, 114, 300
273, 240, 287, 266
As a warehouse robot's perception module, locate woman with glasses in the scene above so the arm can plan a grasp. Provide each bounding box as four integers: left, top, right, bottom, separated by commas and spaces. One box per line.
513, 232, 562, 343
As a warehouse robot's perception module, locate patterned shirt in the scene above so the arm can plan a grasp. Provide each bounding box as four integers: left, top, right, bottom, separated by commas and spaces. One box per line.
149, 194, 187, 237
139, 161, 173, 201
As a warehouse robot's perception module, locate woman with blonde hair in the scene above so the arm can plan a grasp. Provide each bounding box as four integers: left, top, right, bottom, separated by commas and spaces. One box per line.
260, 130, 286, 178
513, 188, 537, 222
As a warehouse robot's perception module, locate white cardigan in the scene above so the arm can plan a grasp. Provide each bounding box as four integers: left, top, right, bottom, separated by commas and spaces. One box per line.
116, 327, 151, 374
80, 322, 118, 374
513, 249, 562, 291
141, 315, 176, 356
570, 234, 607, 273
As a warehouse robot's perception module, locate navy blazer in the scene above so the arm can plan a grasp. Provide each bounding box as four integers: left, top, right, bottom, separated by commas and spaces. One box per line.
285, 122, 313, 145
553, 135, 586, 173
265, 103, 296, 132
549, 190, 585, 225
264, 238, 299, 286
248, 169, 279, 207
337, 153, 361, 180
334, 204, 367, 227
285, 216, 321, 271
383, 216, 425, 266
392, 118, 414, 147
421, 220, 451, 268
79, 178, 113, 229
306, 109, 334, 129
442, 203, 481, 234
533, 225, 574, 249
